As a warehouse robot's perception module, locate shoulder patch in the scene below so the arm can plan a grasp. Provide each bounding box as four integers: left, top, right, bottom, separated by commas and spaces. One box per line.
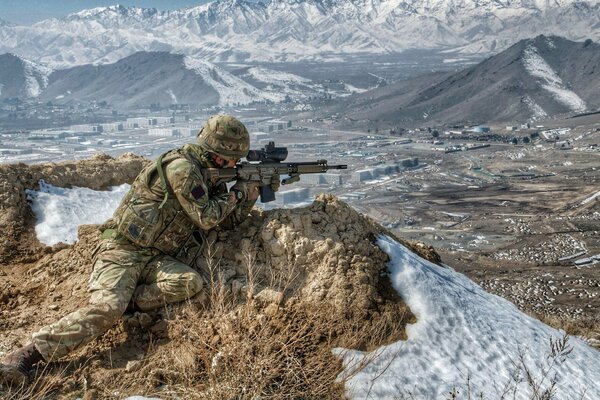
191, 185, 205, 200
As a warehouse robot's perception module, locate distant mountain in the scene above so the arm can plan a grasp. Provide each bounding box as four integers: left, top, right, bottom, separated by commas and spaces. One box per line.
1, 0, 600, 67
0, 53, 52, 99
0, 52, 333, 109
331, 35, 600, 125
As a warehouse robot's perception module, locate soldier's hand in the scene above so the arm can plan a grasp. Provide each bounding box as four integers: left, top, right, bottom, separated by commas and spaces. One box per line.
270, 173, 281, 192
230, 179, 260, 202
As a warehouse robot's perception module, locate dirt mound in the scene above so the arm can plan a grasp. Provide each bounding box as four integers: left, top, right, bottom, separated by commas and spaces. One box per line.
0, 152, 147, 265
0, 156, 441, 399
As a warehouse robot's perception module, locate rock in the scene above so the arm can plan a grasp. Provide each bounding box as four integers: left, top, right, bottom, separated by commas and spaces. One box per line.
150, 320, 168, 336
254, 288, 283, 306
137, 313, 153, 329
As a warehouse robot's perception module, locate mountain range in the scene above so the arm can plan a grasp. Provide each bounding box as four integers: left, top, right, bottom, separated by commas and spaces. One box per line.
0, 52, 342, 108
1, 0, 599, 67
327, 35, 600, 125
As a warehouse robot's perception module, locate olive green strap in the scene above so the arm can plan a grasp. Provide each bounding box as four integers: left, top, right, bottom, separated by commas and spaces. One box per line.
156, 153, 174, 209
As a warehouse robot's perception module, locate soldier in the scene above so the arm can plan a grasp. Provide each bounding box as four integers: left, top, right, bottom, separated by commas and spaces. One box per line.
0, 114, 277, 386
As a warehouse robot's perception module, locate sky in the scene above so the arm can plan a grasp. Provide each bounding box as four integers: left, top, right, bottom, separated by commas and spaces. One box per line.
27, 182, 600, 399
0, 1, 213, 25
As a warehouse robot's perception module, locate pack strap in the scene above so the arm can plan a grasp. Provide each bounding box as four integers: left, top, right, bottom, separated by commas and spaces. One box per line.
156, 153, 175, 209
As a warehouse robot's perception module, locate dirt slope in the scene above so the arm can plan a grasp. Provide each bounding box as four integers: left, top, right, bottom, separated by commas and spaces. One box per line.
0, 155, 440, 399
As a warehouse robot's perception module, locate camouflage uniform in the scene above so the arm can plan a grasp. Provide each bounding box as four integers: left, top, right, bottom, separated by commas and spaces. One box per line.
31, 143, 256, 361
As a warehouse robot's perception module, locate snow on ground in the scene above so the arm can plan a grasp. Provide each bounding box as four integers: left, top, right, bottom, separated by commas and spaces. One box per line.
26, 180, 130, 245
183, 56, 281, 105
20, 56, 53, 98
246, 66, 312, 85
582, 190, 600, 205
340, 236, 600, 399
522, 45, 587, 113
522, 95, 547, 119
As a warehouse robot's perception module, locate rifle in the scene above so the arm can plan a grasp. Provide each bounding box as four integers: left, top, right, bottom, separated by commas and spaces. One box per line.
204, 141, 347, 202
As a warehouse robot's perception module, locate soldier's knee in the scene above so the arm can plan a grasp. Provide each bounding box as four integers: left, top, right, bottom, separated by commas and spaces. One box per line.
181, 271, 203, 298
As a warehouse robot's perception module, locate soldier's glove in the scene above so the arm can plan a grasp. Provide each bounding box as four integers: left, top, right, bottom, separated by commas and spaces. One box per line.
230, 179, 260, 202
270, 173, 281, 192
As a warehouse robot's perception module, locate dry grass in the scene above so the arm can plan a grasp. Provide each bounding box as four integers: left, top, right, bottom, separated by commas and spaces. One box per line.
1, 248, 411, 399
532, 313, 600, 348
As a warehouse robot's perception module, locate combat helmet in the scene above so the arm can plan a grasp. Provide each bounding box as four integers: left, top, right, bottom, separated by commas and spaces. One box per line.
197, 115, 250, 160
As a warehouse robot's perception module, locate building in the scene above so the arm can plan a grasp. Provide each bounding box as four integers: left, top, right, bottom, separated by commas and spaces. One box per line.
28, 130, 70, 140
154, 116, 174, 125
300, 174, 343, 186
100, 123, 123, 133
0, 148, 32, 155
277, 188, 309, 205
126, 117, 157, 128
70, 124, 102, 133
352, 169, 375, 182
178, 127, 197, 137
148, 128, 180, 137
250, 132, 272, 143
399, 158, 418, 168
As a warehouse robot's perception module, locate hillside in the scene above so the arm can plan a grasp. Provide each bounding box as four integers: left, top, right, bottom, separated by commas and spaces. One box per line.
0, 53, 52, 99
1, 155, 600, 398
0, 51, 341, 108
0, 155, 433, 398
330, 35, 600, 126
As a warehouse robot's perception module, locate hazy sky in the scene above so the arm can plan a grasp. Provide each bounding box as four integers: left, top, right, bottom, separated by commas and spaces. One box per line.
0, 1, 214, 25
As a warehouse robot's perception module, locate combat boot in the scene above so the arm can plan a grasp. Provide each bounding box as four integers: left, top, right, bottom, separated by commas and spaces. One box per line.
0, 342, 44, 386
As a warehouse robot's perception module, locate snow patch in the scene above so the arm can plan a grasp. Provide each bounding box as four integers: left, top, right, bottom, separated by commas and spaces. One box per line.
522, 45, 586, 113
26, 180, 130, 245
183, 57, 280, 105
582, 190, 600, 205
340, 236, 600, 399
21, 57, 53, 98
166, 88, 177, 104
522, 95, 547, 119
246, 67, 311, 86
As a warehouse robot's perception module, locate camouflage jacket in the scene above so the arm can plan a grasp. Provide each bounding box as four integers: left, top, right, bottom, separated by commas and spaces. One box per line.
112, 143, 255, 257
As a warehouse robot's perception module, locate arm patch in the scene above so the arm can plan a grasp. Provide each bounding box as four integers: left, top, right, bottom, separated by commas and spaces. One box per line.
191, 185, 205, 200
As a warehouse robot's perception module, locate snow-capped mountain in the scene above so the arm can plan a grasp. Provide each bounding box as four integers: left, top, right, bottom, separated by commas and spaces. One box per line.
329, 35, 600, 125
4, 51, 335, 108
0, 53, 53, 99
1, 0, 600, 67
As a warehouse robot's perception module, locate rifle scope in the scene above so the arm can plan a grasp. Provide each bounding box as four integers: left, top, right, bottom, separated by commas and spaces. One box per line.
246, 141, 288, 162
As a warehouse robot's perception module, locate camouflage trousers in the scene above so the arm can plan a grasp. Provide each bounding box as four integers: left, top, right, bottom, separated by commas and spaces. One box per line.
31, 238, 203, 361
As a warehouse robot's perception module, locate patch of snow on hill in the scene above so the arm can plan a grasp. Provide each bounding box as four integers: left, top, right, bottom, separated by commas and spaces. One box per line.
246, 67, 312, 85
26, 181, 130, 245
522, 45, 587, 113
340, 236, 600, 399
166, 88, 177, 104
21, 57, 53, 98
183, 57, 280, 105
522, 95, 548, 119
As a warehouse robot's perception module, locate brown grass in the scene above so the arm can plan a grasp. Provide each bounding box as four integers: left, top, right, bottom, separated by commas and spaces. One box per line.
2, 252, 412, 400
532, 313, 600, 349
